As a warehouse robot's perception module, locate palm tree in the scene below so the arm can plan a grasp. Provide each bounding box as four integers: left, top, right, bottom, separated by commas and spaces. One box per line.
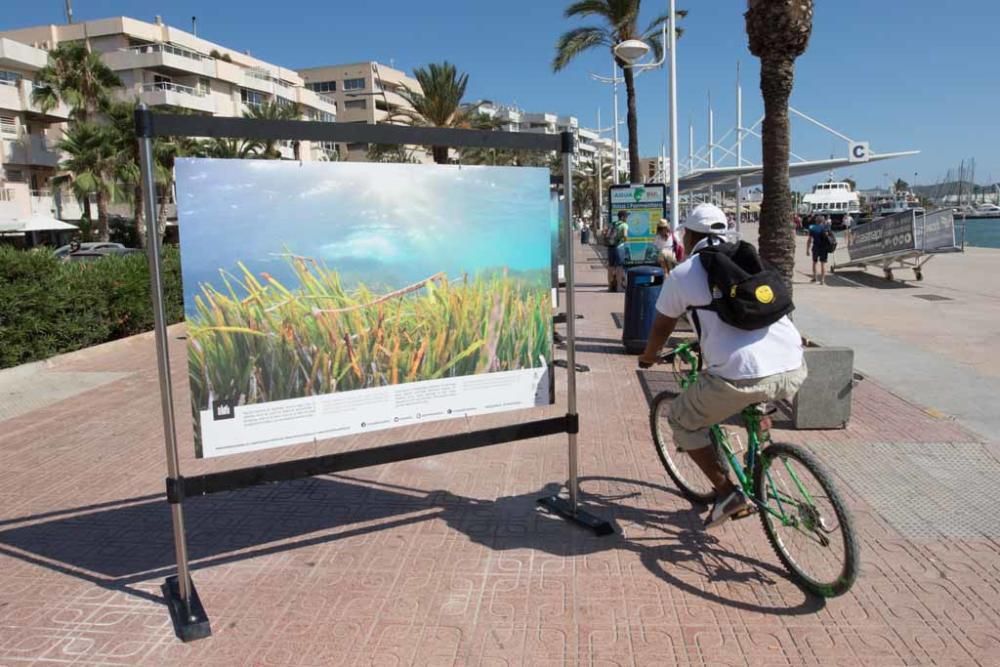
56, 122, 118, 242
31, 42, 121, 122
199, 137, 263, 159
245, 99, 302, 159
396, 62, 470, 164
746, 0, 814, 289
553, 1, 683, 183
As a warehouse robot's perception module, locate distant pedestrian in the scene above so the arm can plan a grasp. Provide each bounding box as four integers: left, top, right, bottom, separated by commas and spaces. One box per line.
607, 210, 629, 291
652, 219, 685, 263
806, 215, 834, 285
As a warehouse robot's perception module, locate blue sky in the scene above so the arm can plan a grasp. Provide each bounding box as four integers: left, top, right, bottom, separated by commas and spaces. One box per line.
175, 160, 551, 312
5, 1, 998, 188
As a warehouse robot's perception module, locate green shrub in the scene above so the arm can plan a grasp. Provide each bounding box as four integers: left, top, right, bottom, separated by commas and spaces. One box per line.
0, 245, 184, 368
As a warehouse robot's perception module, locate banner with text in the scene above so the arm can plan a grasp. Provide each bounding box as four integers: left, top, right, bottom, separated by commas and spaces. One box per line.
177, 159, 554, 458
847, 211, 917, 262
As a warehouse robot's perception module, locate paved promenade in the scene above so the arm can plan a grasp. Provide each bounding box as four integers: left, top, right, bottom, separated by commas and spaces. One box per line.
1, 239, 999, 665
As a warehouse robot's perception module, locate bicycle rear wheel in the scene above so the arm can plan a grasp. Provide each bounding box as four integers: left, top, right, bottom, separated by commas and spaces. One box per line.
649, 391, 716, 505
753, 442, 859, 597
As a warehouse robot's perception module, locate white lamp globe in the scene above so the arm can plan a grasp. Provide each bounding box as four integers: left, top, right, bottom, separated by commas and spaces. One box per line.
613, 39, 650, 65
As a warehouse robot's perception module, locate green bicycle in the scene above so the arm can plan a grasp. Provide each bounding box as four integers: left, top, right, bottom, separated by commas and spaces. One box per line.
648, 340, 859, 597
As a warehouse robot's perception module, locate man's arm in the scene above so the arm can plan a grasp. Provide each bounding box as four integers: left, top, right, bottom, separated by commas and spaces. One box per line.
805, 232, 812, 254
638, 312, 679, 366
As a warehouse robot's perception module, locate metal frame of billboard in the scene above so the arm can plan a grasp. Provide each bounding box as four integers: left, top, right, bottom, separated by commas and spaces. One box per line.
135, 107, 611, 642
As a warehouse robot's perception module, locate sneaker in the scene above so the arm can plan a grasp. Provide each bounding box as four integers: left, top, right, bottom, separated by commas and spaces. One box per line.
705, 488, 755, 529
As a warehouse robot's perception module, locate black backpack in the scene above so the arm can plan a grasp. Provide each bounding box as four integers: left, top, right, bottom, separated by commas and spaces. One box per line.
690, 241, 794, 330
822, 227, 838, 252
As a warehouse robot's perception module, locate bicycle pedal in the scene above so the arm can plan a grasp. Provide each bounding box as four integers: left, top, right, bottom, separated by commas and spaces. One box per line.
731, 506, 757, 521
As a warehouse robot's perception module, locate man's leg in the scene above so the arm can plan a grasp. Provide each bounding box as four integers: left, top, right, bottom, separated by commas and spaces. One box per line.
820, 259, 827, 285
811, 257, 818, 282
686, 445, 735, 496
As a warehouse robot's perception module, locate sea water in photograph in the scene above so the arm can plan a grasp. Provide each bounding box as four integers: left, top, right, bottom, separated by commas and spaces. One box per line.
176, 159, 554, 458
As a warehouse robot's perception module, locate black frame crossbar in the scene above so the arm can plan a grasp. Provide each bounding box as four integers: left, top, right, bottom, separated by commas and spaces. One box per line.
135, 110, 568, 152
170, 415, 575, 501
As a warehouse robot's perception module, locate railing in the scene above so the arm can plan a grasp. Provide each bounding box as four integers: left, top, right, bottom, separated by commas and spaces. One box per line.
124, 43, 205, 62
141, 81, 205, 97
0, 188, 14, 202
0, 77, 17, 87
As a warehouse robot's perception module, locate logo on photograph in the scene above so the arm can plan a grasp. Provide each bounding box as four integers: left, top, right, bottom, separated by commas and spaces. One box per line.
212, 399, 235, 421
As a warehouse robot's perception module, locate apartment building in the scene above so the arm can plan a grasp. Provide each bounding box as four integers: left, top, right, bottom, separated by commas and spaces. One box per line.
0, 37, 72, 223
297, 61, 428, 162
639, 156, 669, 183
0, 16, 340, 224
465, 100, 627, 175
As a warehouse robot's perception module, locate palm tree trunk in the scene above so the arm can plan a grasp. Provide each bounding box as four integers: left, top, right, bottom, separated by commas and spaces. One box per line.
622, 65, 641, 184
95, 191, 110, 242
81, 197, 93, 240
757, 56, 796, 291
432, 145, 449, 165
134, 184, 147, 249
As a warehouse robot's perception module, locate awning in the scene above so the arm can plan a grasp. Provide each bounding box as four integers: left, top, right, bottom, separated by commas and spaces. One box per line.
0, 216, 79, 234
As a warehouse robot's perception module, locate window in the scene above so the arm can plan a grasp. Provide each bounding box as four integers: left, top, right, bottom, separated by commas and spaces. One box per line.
306, 80, 336, 93
0, 114, 17, 136
343, 99, 366, 110
154, 74, 172, 85
310, 110, 335, 123
241, 87, 265, 108
198, 77, 211, 95
0, 70, 18, 86
343, 78, 365, 91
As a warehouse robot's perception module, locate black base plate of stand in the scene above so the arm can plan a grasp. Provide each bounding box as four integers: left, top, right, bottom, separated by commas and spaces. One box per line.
538, 495, 614, 536
163, 576, 212, 642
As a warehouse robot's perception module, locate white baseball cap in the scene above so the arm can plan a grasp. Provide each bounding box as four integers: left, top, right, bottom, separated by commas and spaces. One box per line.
681, 203, 729, 235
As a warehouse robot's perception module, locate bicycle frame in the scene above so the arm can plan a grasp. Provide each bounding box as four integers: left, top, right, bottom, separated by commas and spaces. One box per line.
671, 342, 813, 528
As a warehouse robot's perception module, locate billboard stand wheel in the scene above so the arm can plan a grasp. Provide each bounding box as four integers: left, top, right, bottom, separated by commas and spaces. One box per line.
537, 495, 614, 536
163, 576, 212, 642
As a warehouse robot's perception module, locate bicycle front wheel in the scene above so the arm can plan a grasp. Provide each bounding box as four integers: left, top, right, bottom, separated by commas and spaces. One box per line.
649, 392, 716, 505
754, 442, 860, 597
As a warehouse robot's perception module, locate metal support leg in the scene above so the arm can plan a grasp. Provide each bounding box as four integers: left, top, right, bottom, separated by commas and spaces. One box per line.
137, 106, 211, 641
538, 136, 613, 537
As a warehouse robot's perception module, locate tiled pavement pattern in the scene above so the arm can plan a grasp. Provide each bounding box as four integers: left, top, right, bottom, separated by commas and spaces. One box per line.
2, 242, 999, 666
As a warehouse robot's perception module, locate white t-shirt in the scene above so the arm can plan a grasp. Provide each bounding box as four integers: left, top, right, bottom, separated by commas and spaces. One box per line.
652, 233, 677, 253
654, 239, 804, 380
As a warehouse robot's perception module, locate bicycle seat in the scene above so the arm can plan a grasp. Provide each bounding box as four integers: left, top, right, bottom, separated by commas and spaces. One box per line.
753, 403, 778, 416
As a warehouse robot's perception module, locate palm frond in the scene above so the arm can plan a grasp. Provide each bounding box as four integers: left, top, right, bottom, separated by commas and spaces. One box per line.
553, 27, 611, 71
564, 0, 616, 20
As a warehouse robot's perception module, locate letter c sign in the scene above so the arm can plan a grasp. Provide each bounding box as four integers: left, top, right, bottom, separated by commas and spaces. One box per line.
849, 141, 870, 163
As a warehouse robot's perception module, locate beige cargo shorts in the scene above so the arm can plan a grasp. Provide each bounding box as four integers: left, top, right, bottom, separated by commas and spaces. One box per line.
668, 363, 808, 451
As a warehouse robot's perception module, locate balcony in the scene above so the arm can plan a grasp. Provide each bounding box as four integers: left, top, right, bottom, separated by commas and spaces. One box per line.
139, 81, 215, 113
104, 43, 215, 78
0, 79, 71, 120
2, 134, 60, 167
0, 183, 65, 220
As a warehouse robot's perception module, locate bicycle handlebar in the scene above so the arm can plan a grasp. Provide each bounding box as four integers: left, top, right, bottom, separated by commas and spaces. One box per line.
637, 341, 701, 369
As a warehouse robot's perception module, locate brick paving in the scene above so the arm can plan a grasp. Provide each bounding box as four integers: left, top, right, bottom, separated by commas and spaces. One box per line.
1, 240, 999, 666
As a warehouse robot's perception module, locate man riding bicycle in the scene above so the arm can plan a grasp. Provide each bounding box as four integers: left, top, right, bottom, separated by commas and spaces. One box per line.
638, 203, 807, 529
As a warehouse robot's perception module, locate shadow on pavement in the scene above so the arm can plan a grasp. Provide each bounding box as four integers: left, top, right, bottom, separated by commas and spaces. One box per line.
0, 472, 823, 616
823, 269, 919, 290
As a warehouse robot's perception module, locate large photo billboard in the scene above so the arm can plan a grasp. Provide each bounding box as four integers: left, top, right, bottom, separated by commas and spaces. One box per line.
176, 160, 554, 458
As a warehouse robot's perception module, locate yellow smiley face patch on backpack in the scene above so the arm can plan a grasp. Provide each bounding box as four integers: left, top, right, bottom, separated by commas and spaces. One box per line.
755, 285, 775, 304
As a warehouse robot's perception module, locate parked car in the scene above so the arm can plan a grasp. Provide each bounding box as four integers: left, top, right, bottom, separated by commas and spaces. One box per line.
64, 246, 144, 262
54, 242, 125, 259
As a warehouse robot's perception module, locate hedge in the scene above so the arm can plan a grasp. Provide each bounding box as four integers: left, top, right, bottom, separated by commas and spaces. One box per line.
0, 246, 184, 368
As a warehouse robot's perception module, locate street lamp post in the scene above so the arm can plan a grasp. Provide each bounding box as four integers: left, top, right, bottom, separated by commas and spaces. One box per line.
612, 0, 679, 230
590, 58, 626, 185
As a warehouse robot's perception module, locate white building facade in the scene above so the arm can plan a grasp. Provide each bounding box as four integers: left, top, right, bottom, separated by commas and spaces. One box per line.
0, 16, 339, 224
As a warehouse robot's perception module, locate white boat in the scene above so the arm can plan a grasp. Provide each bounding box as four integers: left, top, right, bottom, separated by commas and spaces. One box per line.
954, 203, 1000, 220
871, 191, 924, 219
801, 181, 862, 229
